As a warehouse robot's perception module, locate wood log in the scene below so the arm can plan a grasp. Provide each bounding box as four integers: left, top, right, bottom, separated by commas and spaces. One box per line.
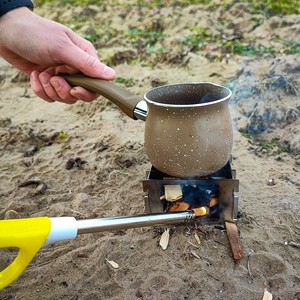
164, 185, 182, 202
168, 201, 189, 212
225, 221, 243, 260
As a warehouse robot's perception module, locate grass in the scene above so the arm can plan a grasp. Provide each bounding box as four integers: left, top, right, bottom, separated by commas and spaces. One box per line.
115, 77, 135, 87
179, 26, 300, 57
34, 0, 300, 15
250, 0, 300, 16
33, 0, 300, 65
259, 138, 290, 156
125, 27, 169, 48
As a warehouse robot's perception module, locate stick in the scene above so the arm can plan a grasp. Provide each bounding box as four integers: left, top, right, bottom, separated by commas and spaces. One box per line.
289, 241, 300, 248
225, 221, 243, 260
247, 251, 253, 280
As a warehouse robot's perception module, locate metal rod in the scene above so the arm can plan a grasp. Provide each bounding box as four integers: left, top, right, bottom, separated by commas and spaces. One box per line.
77, 211, 195, 234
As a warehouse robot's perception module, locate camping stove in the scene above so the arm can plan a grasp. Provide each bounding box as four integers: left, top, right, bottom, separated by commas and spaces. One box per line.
142, 160, 239, 225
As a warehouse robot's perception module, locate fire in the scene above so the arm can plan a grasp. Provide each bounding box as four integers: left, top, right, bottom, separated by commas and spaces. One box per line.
193, 206, 210, 217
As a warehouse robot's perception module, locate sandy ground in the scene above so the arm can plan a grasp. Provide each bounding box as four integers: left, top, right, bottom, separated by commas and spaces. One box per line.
1, 2, 300, 299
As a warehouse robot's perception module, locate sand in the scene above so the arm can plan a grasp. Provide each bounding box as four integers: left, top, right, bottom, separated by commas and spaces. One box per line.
0, 2, 299, 299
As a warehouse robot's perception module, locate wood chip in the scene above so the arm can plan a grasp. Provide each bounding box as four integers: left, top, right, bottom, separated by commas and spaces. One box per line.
187, 241, 199, 249
262, 289, 272, 300
105, 258, 119, 269
164, 185, 182, 202
159, 228, 170, 250
194, 232, 201, 245
190, 250, 200, 259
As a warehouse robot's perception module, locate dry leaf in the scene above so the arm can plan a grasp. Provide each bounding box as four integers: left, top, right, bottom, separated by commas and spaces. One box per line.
160, 228, 170, 250
194, 232, 201, 245
105, 258, 119, 269
262, 289, 272, 300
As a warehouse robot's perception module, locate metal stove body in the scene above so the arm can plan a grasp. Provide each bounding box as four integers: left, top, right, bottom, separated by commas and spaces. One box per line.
142, 160, 239, 225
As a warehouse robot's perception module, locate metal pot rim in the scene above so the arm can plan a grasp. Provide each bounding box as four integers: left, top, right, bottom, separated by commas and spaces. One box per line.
144, 81, 232, 108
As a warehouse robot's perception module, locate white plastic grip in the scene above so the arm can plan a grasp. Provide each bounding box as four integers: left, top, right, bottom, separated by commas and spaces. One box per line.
44, 217, 78, 246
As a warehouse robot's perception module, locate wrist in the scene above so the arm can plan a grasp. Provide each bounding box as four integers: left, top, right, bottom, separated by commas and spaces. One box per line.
0, 0, 33, 17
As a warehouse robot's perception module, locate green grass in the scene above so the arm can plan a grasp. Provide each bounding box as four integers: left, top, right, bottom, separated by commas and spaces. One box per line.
33, 0, 300, 65
115, 77, 135, 87
250, 0, 300, 16
179, 26, 300, 57
260, 138, 290, 156
34, 0, 300, 15
125, 27, 169, 48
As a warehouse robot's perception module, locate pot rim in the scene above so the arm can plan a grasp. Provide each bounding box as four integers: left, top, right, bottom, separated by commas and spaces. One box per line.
144, 81, 232, 108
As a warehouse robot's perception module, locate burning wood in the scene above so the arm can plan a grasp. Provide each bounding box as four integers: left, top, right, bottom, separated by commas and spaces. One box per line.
193, 206, 210, 217
162, 184, 219, 216
168, 201, 189, 212
208, 196, 219, 207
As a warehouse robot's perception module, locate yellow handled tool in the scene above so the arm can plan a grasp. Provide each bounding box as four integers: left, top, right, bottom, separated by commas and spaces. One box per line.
0, 211, 195, 289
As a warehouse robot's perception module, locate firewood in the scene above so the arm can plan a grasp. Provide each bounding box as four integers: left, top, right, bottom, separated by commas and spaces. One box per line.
225, 221, 243, 260
209, 197, 219, 207
168, 201, 189, 212
164, 185, 182, 202
193, 206, 210, 216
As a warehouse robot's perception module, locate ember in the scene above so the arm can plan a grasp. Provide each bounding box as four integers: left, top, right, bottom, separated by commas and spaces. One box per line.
162, 183, 218, 217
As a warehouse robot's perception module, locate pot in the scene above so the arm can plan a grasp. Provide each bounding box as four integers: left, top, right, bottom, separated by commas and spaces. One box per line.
64, 75, 233, 177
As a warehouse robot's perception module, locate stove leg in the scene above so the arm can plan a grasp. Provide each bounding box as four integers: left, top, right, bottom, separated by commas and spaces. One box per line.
225, 221, 243, 261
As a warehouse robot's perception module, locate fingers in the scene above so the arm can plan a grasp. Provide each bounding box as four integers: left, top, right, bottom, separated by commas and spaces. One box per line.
30, 71, 55, 103
62, 31, 116, 80
30, 71, 99, 104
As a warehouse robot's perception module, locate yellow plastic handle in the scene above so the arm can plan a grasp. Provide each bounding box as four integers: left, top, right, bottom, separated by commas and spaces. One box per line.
0, 217, 51, 289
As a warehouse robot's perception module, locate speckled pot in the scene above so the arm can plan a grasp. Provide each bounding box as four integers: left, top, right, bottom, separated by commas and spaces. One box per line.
144, 82, 233, 177
63, 76, 233, 178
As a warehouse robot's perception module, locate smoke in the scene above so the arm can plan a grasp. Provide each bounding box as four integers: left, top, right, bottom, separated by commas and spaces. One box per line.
227, 55, 300, 135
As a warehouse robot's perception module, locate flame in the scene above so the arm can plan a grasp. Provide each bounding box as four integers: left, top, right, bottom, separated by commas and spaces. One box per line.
193, 206, 210, 217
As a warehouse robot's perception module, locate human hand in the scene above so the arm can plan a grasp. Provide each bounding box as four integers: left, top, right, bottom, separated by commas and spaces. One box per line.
0, 7, 115, 104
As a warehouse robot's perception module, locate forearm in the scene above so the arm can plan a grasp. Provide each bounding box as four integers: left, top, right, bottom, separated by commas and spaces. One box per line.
0, 0, 33, 17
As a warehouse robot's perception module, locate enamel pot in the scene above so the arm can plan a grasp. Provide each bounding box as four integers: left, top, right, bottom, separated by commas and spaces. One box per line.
64, 75, 233, 177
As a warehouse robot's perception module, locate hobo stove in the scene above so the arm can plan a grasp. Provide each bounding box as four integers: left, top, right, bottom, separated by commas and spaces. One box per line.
142, 159, 239, 225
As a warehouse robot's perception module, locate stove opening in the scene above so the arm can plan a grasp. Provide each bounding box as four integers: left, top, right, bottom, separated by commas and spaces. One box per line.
142, 160, 239, 224
162, 183, 219, 218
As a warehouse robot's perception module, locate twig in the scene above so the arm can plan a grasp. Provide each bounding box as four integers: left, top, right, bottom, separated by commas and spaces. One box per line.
188, 241, 199, 249
108, 169, 133, 179
289, 241, 300, 248
213, 239, 227, 247
247, 250, 253, 281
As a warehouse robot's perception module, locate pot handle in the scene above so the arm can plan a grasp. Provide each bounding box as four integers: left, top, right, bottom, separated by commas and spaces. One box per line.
63, 75, 143, 120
